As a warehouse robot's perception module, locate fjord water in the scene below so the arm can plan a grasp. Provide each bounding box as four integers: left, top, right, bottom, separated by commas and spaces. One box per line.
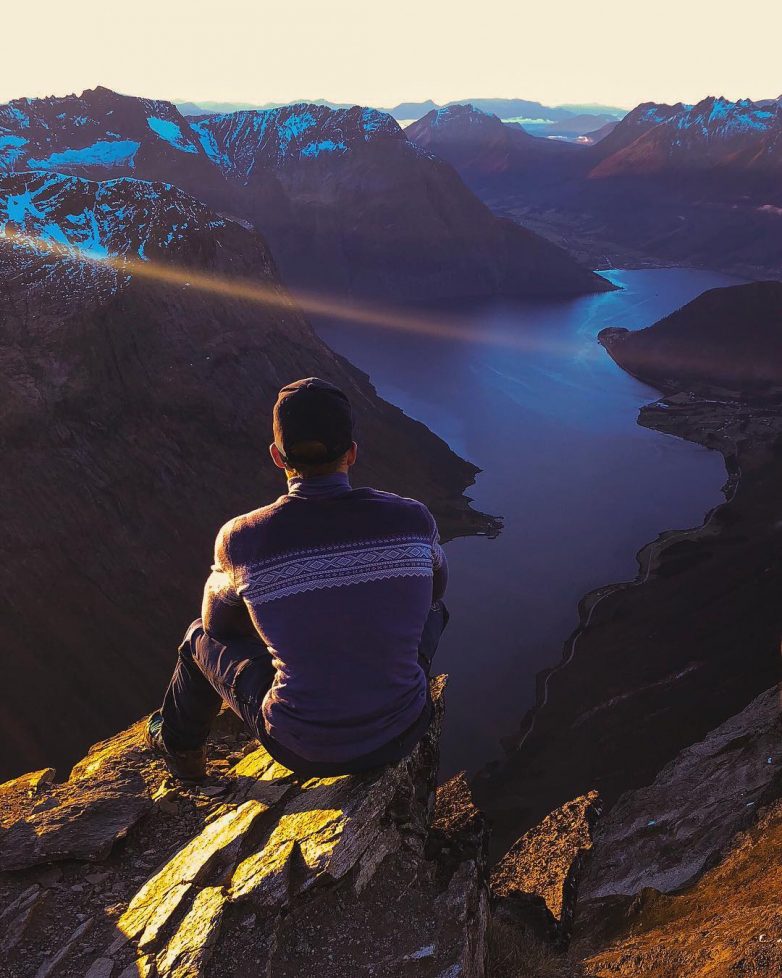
314, 268, 743, 777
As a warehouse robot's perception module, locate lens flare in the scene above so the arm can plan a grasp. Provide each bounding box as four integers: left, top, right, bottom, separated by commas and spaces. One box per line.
0, 226, 585, 355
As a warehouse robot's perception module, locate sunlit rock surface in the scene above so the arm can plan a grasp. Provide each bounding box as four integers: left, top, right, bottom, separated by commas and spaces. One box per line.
580, 683, 782, 904
570, 685, 782, 977
490, 791, 601, 947
0, 678, 492, 978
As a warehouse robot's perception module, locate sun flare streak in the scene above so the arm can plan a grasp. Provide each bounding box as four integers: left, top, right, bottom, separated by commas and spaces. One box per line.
0, 226, 585, 355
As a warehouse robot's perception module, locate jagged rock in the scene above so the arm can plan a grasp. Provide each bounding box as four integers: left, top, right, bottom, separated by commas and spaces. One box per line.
0, 883, 46, 951
0, 780, 152, 872
84, 960, 115, 978
0, 722, 156, 872
34, 917, 94, 978
434, 770, 485, 836
580, 684, 782, 903
117, 958, 154, 978
155, 886, 226, 978
491, 790, 601, 943
110, 800, 274, 953
0, 770, 56, 822
0, 677, 493, 978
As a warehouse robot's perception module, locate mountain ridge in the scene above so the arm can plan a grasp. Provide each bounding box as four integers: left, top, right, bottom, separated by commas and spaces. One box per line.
0, 86, 611, 300
407, 94, 782, 278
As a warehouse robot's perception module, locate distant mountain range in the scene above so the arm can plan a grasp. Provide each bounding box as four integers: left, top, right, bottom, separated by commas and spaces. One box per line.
176, 96, 627, 141
0, 87, 609, 299
177, 96, 628, 121
0, 169, 499, 777
405, 96, 782, 278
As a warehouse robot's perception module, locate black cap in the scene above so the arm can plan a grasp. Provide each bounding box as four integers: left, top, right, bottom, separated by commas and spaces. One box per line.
273, 378, 353, 466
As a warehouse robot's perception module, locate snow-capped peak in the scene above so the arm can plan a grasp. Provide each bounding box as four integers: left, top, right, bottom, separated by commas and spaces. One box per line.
190, 103, 403, 181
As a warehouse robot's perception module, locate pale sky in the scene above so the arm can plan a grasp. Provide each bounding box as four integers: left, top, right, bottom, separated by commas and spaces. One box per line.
2, 0, 780, 110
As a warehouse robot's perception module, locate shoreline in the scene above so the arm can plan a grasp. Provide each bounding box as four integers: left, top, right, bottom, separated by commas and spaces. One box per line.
494, 395, 739, 761
473, 387, 782, 857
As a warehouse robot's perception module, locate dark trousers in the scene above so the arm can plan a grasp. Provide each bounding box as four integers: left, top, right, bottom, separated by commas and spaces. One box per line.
160, 601, 449, 776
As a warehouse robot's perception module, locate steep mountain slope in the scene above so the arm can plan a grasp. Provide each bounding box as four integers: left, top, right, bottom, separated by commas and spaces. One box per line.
0, 171, 496, 782
599, 281, 782, 393
406, 105, 582, 186
0, 88, 610, 300
577, 121, 618, 145
190, 102, 612, 298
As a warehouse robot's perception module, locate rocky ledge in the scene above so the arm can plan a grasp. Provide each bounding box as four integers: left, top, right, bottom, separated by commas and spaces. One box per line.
0, 678, 475, 978
5, 675, 778, 978
0, 678, 597, 978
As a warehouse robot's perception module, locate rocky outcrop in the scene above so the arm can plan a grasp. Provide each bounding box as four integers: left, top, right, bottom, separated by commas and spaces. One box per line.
491, 792, 601, 945
580, 684, 782, 906
565, 685, 782, 977
0, 679, 494, 978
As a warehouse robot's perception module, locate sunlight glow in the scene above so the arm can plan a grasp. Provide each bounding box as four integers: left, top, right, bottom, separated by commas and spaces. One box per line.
0, 227, 591, 355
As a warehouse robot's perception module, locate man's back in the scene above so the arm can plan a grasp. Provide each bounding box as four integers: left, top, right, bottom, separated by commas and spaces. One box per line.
216, 472, 447, 763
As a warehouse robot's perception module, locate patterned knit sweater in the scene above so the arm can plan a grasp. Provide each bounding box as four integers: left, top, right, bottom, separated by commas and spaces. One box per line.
208, 472, 447, 762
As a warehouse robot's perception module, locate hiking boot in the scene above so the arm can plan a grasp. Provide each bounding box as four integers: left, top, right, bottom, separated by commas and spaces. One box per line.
145, 711, 207, 782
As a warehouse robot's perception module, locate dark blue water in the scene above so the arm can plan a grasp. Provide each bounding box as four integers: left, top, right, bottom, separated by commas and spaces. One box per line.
314, 268, 744, 776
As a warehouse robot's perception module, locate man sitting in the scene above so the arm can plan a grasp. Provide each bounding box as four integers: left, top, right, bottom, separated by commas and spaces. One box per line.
147, 377, 449, 780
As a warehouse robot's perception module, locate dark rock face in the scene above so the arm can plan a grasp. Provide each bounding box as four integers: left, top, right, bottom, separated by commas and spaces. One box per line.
491, 792, 601, 946
0, 171, 497, 782
0, 87, 610, 301
600, 281, 782, 395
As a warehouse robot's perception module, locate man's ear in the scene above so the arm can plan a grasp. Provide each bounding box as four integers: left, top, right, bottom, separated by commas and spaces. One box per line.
269, 443, 287, 470
347, 441, 358, 467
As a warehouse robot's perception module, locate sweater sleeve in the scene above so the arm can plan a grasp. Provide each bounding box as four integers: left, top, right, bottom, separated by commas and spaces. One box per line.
205, 521, 243, 608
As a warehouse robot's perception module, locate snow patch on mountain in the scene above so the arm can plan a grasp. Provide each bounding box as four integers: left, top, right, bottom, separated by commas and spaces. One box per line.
146, 116, 199, 153
26, 139, 140, 170
431, 105, 495, 127
300, 138, 347, 157
630, 97, 779, 140
190, 120, 231, 169
0, 104, 31, 129
0, 172, 229, 270
0, 134, 28, 171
